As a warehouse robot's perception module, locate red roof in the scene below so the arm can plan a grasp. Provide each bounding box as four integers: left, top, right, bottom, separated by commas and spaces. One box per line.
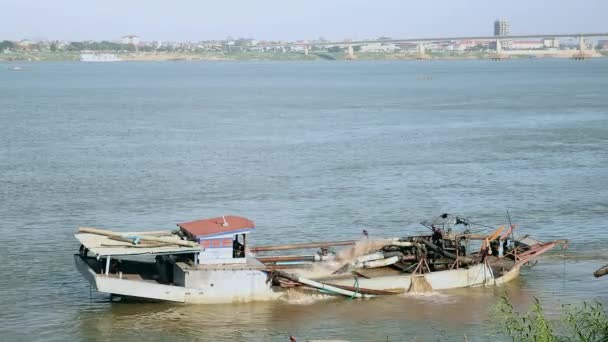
178, 216, 255, 238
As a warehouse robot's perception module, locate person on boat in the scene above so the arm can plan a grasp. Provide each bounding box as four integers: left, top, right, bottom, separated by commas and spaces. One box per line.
431, 225, 442, 245
490, 239, 499, 256
480, 240, 491, 262
498, 239, 504, 257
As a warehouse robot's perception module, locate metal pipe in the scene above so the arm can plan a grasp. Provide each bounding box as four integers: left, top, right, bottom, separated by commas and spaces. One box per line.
105, 257, 110, 275
388, 239, 419, 247
355, 252, 385, 263
274, 271, 373, 298
362, 256, 400, 268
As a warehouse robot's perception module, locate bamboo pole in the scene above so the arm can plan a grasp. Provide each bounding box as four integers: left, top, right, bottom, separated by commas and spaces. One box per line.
257, 255, 317, 263
250, 240, 357, 253
79, 227, 198, 247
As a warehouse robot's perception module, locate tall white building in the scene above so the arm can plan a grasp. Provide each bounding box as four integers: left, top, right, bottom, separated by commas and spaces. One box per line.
494, 20, 510, 36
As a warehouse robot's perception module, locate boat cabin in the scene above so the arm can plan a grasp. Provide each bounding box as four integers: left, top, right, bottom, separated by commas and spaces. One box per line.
178, 215, 254, 264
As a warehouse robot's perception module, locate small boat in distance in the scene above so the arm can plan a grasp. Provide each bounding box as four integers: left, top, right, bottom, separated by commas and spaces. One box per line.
79, 53, 122, 62
8, 66, 24, 70
74, 214, 566, 304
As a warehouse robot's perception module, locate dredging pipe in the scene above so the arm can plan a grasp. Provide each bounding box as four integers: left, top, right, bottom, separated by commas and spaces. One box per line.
413, 237, 475, 264
273, 270, 374, 298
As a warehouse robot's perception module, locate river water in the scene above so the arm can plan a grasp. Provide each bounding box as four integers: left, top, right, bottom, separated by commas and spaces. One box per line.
1, 59, 607, 341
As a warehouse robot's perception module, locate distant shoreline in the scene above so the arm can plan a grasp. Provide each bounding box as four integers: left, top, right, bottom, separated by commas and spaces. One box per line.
1, 50, 606, 62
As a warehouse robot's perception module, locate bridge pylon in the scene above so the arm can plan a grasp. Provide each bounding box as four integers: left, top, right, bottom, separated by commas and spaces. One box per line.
415, 43, 430, 60
490, 39, 509, 60
572, 34, 589, 60
345, 45, 357, 60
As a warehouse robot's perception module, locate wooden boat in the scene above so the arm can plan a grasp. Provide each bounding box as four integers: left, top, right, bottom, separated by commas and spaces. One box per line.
74, 214, 565, 304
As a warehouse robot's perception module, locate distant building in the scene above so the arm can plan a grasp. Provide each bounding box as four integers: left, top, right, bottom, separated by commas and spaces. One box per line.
18, 39, 36, 48
598, 40, 608, 50
493, 19, 512, 49
394, 42, 418, 52
494, 20, 510, 36
359, 42, 398, 53
512, 40, 544, 50
121, 35, 140, 45
542, 38, 560, 49
449, 39, 490, 51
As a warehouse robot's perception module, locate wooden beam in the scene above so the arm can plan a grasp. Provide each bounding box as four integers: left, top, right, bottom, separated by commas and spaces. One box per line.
257, 255, 316, 263
251, 240, 357, 253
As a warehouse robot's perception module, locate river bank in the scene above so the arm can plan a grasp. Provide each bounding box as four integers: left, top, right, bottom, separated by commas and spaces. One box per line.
1, 50, 605, 62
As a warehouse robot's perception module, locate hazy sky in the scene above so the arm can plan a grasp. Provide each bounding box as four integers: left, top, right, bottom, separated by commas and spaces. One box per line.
1, 0, 606, 41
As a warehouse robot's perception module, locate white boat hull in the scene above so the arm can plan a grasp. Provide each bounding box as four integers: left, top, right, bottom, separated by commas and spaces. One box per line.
74, 255, 282, 303
75, 255, 520, 303
318, 263, 514, 292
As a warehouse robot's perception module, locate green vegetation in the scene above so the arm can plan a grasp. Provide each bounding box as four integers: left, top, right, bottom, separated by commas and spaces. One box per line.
223, 51, 317, 61
495, 296, 608, 342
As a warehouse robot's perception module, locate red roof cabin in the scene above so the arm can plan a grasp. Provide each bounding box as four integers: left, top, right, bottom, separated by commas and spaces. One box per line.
178, 215, 254, 264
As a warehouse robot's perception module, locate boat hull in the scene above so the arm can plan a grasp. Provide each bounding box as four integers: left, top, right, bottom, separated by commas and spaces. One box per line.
75, 254, 520, 304
74, 255, 282, 304
318, 263, 513, 292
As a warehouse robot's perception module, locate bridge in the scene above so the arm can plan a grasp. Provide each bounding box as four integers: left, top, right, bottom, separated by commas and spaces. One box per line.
259, 32, 608, 60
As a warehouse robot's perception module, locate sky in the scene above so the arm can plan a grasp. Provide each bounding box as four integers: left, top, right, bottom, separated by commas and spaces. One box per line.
1, 0, 606, 42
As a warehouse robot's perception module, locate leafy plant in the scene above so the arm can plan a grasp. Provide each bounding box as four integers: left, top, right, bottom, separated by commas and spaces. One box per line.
495, 296, 557, 341
494, 296, 608, 342
563, 302, 608, 342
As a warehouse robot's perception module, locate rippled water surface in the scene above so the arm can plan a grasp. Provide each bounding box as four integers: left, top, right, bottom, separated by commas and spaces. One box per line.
1, 59, 607, 341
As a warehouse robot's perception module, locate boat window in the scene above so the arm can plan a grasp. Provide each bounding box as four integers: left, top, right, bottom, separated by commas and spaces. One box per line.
233, 234, 246, 258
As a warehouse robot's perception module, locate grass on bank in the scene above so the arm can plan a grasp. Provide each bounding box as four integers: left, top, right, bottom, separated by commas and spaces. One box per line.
494, 296, 608, 342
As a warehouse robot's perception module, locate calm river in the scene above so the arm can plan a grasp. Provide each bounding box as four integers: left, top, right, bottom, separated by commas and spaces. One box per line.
1, 59, 607, 341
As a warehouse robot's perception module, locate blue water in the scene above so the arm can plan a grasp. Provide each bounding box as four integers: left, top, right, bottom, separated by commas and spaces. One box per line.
1, 59, 607, 341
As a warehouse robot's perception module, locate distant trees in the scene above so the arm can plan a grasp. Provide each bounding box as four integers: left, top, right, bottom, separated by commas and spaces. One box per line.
65, 41, 135, 52
0, 40, 16, 51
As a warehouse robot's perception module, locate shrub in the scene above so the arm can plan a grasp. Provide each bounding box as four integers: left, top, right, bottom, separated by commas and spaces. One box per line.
494, 296, 608, 342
